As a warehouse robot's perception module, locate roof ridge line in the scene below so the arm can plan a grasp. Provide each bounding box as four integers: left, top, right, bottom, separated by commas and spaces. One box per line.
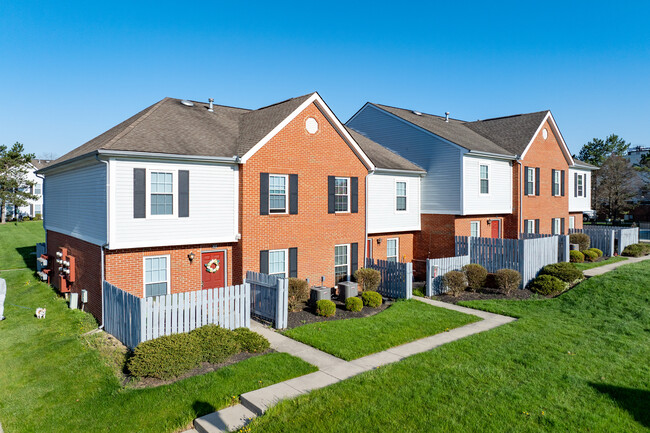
102, 97, 170, 150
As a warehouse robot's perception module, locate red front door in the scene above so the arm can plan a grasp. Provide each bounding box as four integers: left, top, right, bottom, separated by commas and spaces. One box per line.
491, 220, 500, 238
202, 251, 225, 289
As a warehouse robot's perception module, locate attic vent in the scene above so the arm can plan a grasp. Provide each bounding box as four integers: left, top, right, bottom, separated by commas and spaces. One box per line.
180, 100, 194, 107
412, 111, 422, 116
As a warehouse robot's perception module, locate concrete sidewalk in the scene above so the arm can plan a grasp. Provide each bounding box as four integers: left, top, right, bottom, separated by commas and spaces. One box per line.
191, 298, 515, 433
583, 254, 650, 277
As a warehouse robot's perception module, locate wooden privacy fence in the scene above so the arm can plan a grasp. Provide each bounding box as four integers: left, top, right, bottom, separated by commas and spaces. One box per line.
425, 254, 470, 296
246, 271, 288, 329
569, 226, 639, 256
103, 281, 251, 349
618, 227, 639, 253
36, 242, 46, 271
364, 259, 413, 299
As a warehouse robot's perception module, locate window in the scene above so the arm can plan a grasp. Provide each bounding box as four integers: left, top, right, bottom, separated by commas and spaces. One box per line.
34, 183, 41, 195
334, 244, 350, 283
553, 218, 561, 235
569, 216, 575, 229
480, 165, 489, 194
335, 177, 349, 212
396, 181, 407, 211
144, 256, 169, 297
577, 175, 584, 197
151, 172, 173, 215
269, 175, 287, 213
526, 168, 535, 195
35, 204, 42, 215
268, 250, 287, 278
526, 219, 535, 234
387, 238, 399, 262
553, 170, 560, 196
470, 221, 480, 237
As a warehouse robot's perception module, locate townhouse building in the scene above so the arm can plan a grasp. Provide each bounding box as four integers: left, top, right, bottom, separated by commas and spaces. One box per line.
4, 159, 49, 219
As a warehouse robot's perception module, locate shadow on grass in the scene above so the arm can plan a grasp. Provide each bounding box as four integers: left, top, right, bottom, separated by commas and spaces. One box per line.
590, 383, 650, 428
192, 400, 217, 418
14, 246, 37, 270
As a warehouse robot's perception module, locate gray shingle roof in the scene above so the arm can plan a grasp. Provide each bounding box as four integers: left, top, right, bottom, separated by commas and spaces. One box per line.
464, 111, 550, 156
345, 127, 425, 172
572, 158, 599, 169
30, 159, 52, 169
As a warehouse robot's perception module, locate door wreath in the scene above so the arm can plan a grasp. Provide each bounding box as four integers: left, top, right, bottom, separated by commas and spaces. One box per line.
204, 259, 220, 273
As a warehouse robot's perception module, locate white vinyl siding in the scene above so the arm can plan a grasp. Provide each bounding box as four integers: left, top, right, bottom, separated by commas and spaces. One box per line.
462, 155, 512, 215
268, 249, 287, 278
367, 173, 420, 234
470, 221, 480, 237
568, 168, 592, 212
396, 181, 407, 211
334, 244, 350, 283
335, 177, 350, 212
144, 255, 170, 297
269, 174, 287, 213
386, 238, 399, 262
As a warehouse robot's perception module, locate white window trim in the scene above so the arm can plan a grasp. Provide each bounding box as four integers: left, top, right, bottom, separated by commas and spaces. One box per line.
269, 174, 289, 214
526, 219, 535, 234
553, 170, 561, 196
470, 221, 481, 237
526, 167, 535, 196
386, 237, 399, 262
569, 216, 575, 229
146, 169, 177, 219
553, 218, 561, 235
334, 243, 350, 281
268, 249, 289, 278
577, 174, 584, 197
395, 179, 408, 213
143, 254, 171, 297
334, 177, 351, 213
479, 164, 490, 195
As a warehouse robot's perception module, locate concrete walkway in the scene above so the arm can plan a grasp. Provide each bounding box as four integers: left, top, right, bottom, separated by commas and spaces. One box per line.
582, 254, 650, 277
190, 298, 515, 433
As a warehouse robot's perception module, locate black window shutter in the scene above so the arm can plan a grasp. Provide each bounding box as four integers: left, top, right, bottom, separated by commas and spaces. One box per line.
574, 172, 578, 197
535, 167, 540, 196
289, 174, 298, 215
260, 250, 269, 274
178, 170, 189, 217
327, 176, 335, 214
551, 218, 556, 235
551, 169, 556, 195
350, 243, 358, 278
561, 170, 565, 197
561, 218, 565, 235
289, 247, 298, 278
351, 177, 359, 213
535, 219, 540, 234
133, 168, 146, 218
260, 173, 269, 215
524, 166, 530, 195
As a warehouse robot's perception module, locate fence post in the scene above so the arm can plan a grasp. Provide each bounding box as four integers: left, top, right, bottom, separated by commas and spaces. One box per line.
275, 278, 288, 329
405, 262, 413, 299
425, 259, 431, 297
518, 238, 526, 289
610, 231, 616, 256
561, 235, 570, 262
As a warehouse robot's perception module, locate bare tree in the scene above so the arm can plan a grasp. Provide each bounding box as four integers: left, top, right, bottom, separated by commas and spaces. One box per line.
593, 155, 642, 220
0, 142, 37, 224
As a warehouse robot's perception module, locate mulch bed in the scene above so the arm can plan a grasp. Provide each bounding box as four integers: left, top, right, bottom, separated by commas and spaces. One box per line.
432, 287, 535, 304
286, 298, 392, 329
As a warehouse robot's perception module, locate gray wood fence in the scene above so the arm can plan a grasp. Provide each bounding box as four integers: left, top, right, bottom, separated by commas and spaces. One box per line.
364, 259, 413, 299
246, 271, 288, 329
103, 281, 142, 349
36, 242, 46, 271
425, 254, 470, 296
618, 228, 639, 253
569, 226, 639, 256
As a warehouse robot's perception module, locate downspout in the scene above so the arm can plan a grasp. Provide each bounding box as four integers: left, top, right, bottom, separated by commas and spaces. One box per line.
518, 158, 523, 238
95, 154, 109, 329
364, 170, 375, 266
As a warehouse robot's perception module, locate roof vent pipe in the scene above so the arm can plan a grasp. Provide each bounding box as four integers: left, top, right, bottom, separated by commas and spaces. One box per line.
208, 98, 214, 112
445, 112, 450, 122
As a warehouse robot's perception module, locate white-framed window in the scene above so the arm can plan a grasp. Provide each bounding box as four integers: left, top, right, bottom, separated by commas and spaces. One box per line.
470, 221, 480, 237
35, 204, 42, 215
387, 238, 399, 262
150, 172, 173, 215
144, 255, 170, 297
553, 218, 561, 235
34, 183, 42, 195
569, 216, 575, 229
480, 164, 489, 194
553, 170, 561, 196
526, 167, 535, 195
525, 219, 535, 234
335, 177, 350, 212
269, 174, 288, 214
577, 174, 584, 197
396, 181, 407, 211
268, 249, 288, 278
334, 244, 350, 283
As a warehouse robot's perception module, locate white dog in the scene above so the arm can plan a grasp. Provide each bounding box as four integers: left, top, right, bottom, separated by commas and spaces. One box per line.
35, 308, 46, 319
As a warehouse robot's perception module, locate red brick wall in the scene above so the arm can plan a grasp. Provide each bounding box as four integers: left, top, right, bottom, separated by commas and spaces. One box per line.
367, 232, 415, 263
105, 243, 235, 298
569, 212, 583, 230
455, 215, 507, 238
46, 230, 102, 321
238, 102, 368, 287
504, 162, 522, 239
416, 214, 456, 259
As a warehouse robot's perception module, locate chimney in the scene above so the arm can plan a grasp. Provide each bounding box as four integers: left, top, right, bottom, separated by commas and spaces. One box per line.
445, 112, 450, 122
208, 98, 214, 112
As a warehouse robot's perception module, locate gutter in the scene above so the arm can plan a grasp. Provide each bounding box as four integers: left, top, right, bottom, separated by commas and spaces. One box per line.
374, 168, 426, 176
466, 150, 517, 161
364, 169, 376, 266
518, 158, 523, 238
95, 154, 110, 330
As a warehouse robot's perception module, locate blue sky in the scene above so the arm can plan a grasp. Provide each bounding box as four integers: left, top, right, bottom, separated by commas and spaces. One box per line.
1, 1, 648, 159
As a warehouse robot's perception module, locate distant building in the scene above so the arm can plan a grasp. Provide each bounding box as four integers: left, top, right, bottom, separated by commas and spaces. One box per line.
5, 159, 51, 219
626, 146, 650, 166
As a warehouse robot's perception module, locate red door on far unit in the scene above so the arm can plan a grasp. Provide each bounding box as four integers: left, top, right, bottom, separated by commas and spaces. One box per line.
491, 220, 500, 238
202, 251, 225, 289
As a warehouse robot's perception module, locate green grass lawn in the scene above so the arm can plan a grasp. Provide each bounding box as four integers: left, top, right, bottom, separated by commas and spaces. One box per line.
283, 300, 479, 360
0, 223, 316, 433
248, 261, 650, 432
0, 220, 44, 269
574, 256, 628, 271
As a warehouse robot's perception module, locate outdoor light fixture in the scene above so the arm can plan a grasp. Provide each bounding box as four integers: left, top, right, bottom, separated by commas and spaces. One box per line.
188, 252, 195, 263
377, 238, 382, 244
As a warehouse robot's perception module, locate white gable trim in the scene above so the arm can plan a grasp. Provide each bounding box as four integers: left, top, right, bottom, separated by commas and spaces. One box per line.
240, 93, 376, 170
520, 112, 574, 165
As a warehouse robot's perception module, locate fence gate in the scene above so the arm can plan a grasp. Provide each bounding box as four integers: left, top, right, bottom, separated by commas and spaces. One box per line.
364, 259, 413, 299
425, 255, 470, 296
246, 271, 288, 329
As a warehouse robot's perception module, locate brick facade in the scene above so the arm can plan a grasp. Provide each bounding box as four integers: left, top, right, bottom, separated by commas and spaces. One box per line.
569, 212, 583, 230
367, 232, 415, 263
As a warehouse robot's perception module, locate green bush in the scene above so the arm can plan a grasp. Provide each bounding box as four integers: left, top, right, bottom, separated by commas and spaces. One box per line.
494, 268, 521, 294
190, 324, 240, 363
353, 268, 381, 292
569, 233, 591, 251
128, 333, 201, 379
570, 250, 585, 263
622, 243, 650, 257
316, 299, 336, 317
443, 270, 468, 297
528, 275, 566, 296
539, 262, 583, 283
361, 291, 383, 308
583, 250, 598, 262
233, 328, 270, 353
288, 278, 310, 312
33, 214, 42, 221
588, 248, 603, 258
462, 263, 488, 291
345, 297, 363, 312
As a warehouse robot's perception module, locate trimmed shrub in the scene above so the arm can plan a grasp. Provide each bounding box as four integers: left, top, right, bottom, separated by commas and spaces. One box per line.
495, 268, 521, 294
354, 268, 381, 292
128, 333, 201, 379
233, 328, 270, 353
288, 278, 310, 312
443, 270, 468, 297
33, 214, 42, 221
462, 263, 488, 291
528, 275, 566, 296
583, 250, 598, 262
345, 297, 363, 312
570, 250, 585, 263
589, 248, 603, 258
361, 291, 383, 308
569, 233, 591, 251
316, 299, 336, 317
190, 324, 240, 364
540, 262, 583, 283
622, 244, 644, 257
